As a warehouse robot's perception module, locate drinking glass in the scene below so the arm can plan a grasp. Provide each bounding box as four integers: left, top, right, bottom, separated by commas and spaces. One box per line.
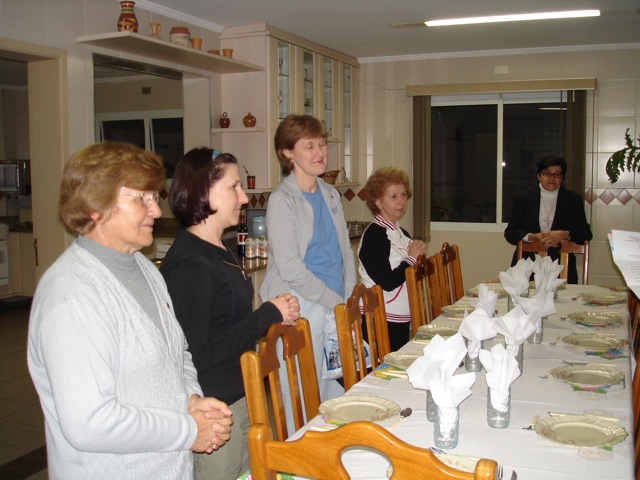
464, 338, 483, 372
487, 386, 511, 428
434, 405, 459, 449
527, 316, 545, 344
505, 342, 523, 373
426, 389, 436, 422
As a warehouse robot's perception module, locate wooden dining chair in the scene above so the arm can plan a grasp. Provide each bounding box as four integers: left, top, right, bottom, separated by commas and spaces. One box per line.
559, 240, 590, 285
405, 253, 447, 336
240, 318, 320, 441
440, 242, 464, 304
334, 283, 391, 391
248, 421, 498, 480
516, 239, 548, 260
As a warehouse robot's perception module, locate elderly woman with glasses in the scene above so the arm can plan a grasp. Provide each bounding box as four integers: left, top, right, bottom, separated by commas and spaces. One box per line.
27, 142, 233, 480
504, 155, 592, 284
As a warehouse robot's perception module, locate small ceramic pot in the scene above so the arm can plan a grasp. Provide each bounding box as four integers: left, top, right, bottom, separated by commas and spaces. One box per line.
222, 48, 234, 58
219, 112, 230, 128
243, 112, 256, 128
170, 26, 191, 47
190, 37, 202, 50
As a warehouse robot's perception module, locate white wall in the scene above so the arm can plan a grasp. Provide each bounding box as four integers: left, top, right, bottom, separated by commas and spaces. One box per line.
347, 48, 640, 288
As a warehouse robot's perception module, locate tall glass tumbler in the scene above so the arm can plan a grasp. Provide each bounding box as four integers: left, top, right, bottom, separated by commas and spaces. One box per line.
434, 405, 460, 449
487, 386, 511, 428
426, 389, 436, 422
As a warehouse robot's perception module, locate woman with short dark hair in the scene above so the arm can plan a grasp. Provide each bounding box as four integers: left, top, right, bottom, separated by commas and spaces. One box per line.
504, 155, 592, 283
161, 147, 299, 480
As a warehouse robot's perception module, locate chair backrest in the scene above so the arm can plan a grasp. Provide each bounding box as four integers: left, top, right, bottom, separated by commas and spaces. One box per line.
248, 421, 498, 480
516, 239, 547, 260
405, 254, 447, 336
440, 242, 464, 303
559, 240, 590, 285
240, 318, 320, 441
334, 283, 391, 391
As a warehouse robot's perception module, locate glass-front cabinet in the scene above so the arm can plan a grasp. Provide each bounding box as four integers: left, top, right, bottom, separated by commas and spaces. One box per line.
220, 24, 358, 189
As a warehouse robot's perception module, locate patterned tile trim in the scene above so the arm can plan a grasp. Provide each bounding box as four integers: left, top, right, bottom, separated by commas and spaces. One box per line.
585, 189, 640, 206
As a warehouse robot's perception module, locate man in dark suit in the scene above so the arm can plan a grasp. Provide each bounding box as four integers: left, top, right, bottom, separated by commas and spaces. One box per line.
504, 156, 592, 284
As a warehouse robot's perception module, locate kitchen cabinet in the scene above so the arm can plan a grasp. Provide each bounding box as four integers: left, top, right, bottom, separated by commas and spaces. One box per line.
219, 24, 359, 189
8, 232, 36, 296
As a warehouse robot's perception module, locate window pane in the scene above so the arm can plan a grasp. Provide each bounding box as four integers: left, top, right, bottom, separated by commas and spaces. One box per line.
101, 119, 145, 148
151, 117, 184, 178
502, 102, 566, 220
431, 105, 497, 222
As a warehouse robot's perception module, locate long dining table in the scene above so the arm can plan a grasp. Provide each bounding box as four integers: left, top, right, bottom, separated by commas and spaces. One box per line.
293, 284, 634, 480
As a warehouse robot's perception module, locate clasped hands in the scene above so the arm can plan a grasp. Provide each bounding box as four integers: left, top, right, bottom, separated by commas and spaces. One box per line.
189, 394, 234, 454
529, 230, 569, 248
271, 293, 300, 325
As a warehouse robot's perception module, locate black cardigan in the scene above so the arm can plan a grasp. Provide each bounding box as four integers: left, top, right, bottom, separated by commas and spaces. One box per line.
504, 186, 592, 284
160, 229, 281, 405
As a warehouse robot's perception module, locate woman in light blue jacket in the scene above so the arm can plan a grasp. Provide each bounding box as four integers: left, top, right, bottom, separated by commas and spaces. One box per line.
260, 115, 356, 418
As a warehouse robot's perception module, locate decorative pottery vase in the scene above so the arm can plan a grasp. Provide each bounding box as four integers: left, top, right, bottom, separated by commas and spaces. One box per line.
117, 1, 138, 32
169, 26, 191, 47
243, 112, 257, 128
149, 22, 161, 39
219, 112, 230, 128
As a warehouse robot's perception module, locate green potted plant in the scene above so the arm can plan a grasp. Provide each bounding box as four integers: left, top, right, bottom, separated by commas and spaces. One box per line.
606, 128, 640, 183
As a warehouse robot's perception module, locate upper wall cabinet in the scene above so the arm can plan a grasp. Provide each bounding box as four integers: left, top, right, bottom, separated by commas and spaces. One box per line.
219, 23, 359, 189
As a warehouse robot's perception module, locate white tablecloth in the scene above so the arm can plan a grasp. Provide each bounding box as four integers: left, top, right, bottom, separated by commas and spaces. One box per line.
294, 284, 634, 480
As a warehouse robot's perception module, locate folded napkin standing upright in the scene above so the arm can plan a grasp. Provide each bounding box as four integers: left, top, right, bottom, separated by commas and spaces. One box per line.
532, 256, 566, 292
480, 343, 520, 414
458, 309, 497, 360
492, 305, 538, 347
517, 287, 555, 333
406, 333, 476, 408
499, 258, 534, 298
469, 283, 498, 317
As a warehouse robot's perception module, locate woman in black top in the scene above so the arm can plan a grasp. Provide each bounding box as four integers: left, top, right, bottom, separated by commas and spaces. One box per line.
160, 148, 299, 480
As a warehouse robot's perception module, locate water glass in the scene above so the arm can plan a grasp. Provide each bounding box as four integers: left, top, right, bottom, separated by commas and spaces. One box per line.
527, 316, 545, 344
426, 389, 436, 422
434, 405, 460, 449
464, 338, 483, 372
505, 342, 524, 373
487, 386, 511, 428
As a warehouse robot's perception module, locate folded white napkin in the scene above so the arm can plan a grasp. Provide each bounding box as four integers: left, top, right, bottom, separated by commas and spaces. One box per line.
407, 333, 467, 390
532, 256, 566, 292
517, 287, 556, 319
469, 283, 498, 317
458, 309, 497, 359
499, 258, 534, 297
479, 343, 521, 389
428, 370, 476, 408
492, 305, 538, 346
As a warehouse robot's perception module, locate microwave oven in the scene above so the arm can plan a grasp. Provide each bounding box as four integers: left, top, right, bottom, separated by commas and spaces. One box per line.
0, 160, 31, 195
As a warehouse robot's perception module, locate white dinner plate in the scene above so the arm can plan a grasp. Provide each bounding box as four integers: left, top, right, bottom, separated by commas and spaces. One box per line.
548, 364, 625, 388
466, 285, 507, 297
415, 324, 459, 342
441, 304, 474, 318
383, 351, 423, 369
319, 395, 400, 423
434, 453, 479, 473
568, 311, 623, 327
580, 292, 626, 305
534, 415, 627, 448
562, 334, 624, 351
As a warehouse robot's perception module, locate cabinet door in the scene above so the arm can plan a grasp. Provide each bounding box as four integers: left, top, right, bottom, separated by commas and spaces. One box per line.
322, 57, 335, 139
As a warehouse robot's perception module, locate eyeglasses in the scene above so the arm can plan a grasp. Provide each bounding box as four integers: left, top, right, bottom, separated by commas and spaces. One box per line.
121, 191, 160, 207
541, 171, 563, 179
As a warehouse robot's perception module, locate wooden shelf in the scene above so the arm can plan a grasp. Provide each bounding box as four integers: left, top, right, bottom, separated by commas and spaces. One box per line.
211, 127, 266, 133
76, 31, 264, 74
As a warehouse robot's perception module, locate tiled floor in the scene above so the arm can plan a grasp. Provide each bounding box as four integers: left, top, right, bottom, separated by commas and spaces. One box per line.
0, 299, 48, 479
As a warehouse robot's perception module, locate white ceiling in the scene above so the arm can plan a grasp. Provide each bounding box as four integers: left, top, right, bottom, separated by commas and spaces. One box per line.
143, 0, 640, 59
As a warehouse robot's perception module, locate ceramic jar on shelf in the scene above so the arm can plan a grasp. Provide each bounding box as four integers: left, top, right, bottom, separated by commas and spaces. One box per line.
219, 112, 230, 128
117, 1, 138, 32
243, 113, 257, 128
170, 26, 191, 47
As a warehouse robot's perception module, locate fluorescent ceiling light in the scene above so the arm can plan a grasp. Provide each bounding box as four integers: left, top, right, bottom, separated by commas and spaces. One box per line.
425, 10, 600, 27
